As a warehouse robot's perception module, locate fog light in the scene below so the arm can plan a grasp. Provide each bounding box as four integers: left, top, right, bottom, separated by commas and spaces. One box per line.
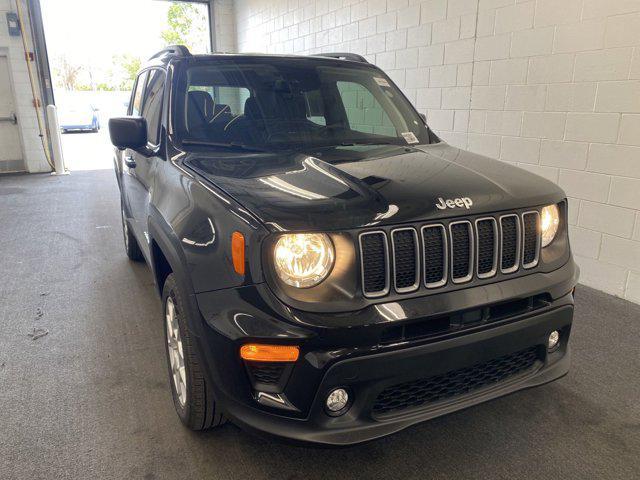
547, 331, 560, 351
326, 388, 350, 415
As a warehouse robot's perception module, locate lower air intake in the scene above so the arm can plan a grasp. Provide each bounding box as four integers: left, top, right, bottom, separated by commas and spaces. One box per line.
372, 347, 539, 416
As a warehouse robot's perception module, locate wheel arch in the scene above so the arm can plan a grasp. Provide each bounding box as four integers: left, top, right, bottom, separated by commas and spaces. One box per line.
148, 207, 192, 297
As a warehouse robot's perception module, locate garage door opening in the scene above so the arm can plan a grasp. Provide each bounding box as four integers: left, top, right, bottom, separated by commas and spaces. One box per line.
39, 0, 211, 171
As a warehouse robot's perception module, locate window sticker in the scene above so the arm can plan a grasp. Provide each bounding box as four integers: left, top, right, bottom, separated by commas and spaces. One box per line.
373, 76, 390, 87
401, 131, 419, 144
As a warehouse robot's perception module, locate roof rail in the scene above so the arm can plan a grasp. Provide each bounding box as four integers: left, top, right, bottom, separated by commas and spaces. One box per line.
149, 45, 191, 60
311, 52, 368, 63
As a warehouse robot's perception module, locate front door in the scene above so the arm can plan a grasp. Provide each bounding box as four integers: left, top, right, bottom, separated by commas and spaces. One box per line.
127, 68, 166, 259
0, 55, 23, 172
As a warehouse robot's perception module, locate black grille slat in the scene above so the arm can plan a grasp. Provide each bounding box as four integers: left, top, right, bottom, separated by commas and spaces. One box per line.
423, 226, 446, 286
522, 213, 539, 267
392, 229, 418, 291
476, 219, 496, 276
372, 347, 539, 416
247, 362, 285, 385
360, 232, 388, 295
500, 216, 519, 272
450, 222, 472, 281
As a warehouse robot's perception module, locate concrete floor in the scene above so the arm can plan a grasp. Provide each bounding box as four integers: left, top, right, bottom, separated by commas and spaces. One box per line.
0, 170, 639, 480
61, 129, 113, 171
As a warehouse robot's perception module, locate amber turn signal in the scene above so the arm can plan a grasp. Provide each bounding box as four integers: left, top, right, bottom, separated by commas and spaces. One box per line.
240, 344, 300, 362
231, 231, 245, 275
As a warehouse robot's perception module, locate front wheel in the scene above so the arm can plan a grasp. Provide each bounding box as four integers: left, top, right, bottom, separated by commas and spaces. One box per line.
162, 274, 226, 430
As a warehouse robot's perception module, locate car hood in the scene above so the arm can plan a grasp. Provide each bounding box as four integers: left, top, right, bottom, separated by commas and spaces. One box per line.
184, 143, 566, 232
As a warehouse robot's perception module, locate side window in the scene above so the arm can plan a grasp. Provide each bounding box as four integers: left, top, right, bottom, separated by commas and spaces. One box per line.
336, 81, 395, 136
130, 72, 147, 116
213, 86, 250, 115
141, 69, 166, 146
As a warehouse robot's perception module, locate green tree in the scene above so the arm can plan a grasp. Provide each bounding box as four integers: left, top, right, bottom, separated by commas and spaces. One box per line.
96, 83, 115, 92
112, 54, 142, 91
161, 2, 209, 52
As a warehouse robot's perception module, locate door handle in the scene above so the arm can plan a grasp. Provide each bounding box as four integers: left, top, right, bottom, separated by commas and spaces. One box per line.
0, 113, 17, 124
124, 155, 136, 168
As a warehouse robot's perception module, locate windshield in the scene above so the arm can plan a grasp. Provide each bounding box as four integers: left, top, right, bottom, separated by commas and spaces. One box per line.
173, 57, 431, 151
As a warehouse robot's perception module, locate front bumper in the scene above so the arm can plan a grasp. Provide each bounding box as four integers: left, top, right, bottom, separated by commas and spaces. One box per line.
193, 258, 578, 445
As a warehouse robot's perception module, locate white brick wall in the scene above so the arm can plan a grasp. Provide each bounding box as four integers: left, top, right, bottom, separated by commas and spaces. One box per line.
0, 0, 49, 172
231, 0, 640, 304
212, 0, 237, 52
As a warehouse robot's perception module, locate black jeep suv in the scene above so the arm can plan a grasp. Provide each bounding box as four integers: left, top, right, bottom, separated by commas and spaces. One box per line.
109, 46, 579, 446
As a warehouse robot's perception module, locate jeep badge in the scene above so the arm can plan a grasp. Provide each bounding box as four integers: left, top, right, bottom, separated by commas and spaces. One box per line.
435, 197, 473, 210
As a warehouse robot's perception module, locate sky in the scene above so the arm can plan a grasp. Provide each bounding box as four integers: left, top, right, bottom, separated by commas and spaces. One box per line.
40, 0, 210, 83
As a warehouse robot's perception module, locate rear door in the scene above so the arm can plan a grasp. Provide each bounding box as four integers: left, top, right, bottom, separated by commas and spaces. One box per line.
127, 68, 166, 258
0, 55, 23, 172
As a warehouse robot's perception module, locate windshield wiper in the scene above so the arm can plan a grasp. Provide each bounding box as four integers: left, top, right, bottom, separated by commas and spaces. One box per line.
338, 140, 394, 146
181, 140, 270, 153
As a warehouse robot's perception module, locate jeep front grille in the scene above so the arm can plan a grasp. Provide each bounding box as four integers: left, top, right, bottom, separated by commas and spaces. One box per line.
359, 231, 389, 297
359, 209, 542, 298
500, 214, 520, 273
522, 211, 540, 268
421, 225, 447, 288
450, 221, 473, 283
476, 218, 498, 278
391, 228, 420, 292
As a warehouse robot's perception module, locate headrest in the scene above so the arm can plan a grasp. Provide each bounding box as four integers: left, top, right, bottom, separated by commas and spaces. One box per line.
243, 97, 261, 120
187, 90, 214, 130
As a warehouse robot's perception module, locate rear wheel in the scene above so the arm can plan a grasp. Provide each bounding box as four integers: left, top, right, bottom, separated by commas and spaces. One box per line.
121, 203, 143, 261
162, 274, 226, 430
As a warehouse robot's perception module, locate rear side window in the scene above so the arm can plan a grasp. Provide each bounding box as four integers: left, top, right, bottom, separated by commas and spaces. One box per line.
214, 86, 250, 116
141, 69, 166, 145
337, 81, 396, 136
130, 71, 147, 116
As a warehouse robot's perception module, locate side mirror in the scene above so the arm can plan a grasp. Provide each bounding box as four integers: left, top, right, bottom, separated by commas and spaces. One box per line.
109, 116, 147, 150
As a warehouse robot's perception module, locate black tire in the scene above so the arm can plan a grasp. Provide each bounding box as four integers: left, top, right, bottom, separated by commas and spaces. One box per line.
162, 274, 226, 430
120, 202, 143, 261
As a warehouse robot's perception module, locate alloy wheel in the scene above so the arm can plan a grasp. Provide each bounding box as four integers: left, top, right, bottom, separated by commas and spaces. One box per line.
165, 296, 187, 407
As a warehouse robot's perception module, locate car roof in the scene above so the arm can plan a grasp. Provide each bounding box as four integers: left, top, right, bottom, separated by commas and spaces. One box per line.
143, 45, 372, 70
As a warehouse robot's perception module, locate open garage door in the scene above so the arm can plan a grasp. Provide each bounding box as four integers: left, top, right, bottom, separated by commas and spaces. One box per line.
34, 0, 212, 170
0, 54, 23, 173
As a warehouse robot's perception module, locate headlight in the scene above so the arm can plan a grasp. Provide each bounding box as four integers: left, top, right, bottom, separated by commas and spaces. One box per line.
540, 204, 560, 247
273, 233, 335, 288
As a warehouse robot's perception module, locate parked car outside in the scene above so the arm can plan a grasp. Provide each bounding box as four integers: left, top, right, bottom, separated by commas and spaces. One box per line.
58, 99, 100, 133
108, 46, 579, 446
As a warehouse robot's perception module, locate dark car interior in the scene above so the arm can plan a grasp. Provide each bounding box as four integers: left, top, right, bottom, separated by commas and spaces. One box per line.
178, 60, 431, 150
